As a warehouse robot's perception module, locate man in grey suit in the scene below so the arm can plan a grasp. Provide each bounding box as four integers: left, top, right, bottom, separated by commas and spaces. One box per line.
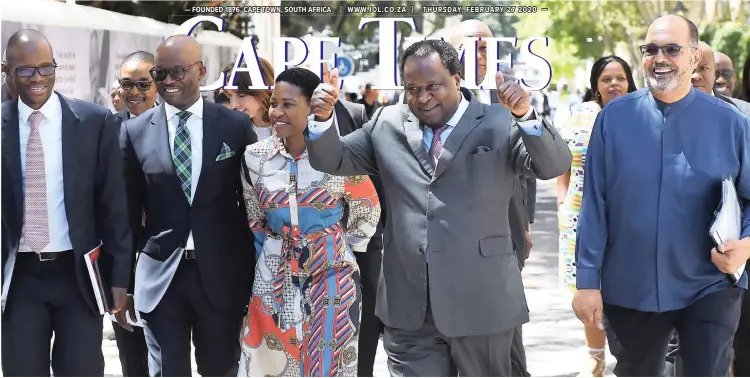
305, 39, 572, 376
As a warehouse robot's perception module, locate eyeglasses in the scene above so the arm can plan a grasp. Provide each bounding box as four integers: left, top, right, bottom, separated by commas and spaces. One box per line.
7, 64, 57, 78
639, 44, 693, 58
716, 69, 735, 80
150, 61, 202, 82
118, 78, 153, 91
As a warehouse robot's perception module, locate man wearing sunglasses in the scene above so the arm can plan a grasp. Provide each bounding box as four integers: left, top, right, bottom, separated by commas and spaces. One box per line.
660, 40, 750, 377
109, 50, 159, 378
573, 15, 750, 377
120, 34, 256, 376
713, 52, 738, 98
0, 29, 133, 376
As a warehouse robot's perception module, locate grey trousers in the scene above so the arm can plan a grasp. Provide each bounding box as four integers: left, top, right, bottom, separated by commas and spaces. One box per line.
510, 325, 530, 376
383, 302, 515, 377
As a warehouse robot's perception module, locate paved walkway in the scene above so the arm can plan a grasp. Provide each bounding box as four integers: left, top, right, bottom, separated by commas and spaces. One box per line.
102, 180, 616, 376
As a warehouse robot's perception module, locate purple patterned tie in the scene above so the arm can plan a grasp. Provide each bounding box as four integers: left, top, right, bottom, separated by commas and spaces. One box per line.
429, 125, 449, 165
23, 111, 49, 252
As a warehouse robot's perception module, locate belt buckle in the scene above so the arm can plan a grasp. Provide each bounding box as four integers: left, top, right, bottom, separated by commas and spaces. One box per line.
37, 252, 54, 262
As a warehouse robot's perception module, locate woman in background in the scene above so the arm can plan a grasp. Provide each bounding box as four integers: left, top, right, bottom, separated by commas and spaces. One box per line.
238, 67, 381, 377
222, 57, 275, 139
557, 55, 637, 377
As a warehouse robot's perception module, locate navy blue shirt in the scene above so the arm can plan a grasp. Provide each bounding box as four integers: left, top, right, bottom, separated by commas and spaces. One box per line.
576, 87, 750, 312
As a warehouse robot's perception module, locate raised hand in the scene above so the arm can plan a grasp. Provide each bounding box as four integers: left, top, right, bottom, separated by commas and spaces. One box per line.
495, 71, 531, 118
310, 67, 341, 122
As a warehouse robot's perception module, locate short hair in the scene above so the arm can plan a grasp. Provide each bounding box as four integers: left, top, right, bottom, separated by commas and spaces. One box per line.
121, 51, 154, 68
589, 55, 638, 104
365, 83, 373, 91
654, 14, 699, 46
275, 67, 321, 103
399, 39, 461, 80
221, 58, 274, 123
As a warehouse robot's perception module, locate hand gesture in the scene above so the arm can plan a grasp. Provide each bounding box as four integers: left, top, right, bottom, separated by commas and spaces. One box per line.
310, 67, 341, 122
495, 71, 531, 118
711, 238, 750, 274
111, 286, 134, 332
572, 289, 605, 331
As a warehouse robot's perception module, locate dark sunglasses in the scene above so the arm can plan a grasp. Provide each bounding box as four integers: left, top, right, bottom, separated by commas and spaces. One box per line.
8, 64, 57, 78
716, 69, 735, 80
118, 78, 153, 91
639, 44, 691, 58
150, 61, 202, 82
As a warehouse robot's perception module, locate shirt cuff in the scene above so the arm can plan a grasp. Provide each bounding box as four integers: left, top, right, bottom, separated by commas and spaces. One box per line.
514, 108, 543, 137
307, 114, 334, 140
575, 267, 601, 290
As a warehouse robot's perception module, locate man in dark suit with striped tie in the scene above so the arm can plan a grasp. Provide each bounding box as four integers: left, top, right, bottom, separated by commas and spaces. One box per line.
120, 35, 256, 376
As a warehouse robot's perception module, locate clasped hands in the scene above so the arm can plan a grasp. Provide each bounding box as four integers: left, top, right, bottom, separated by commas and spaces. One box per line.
571, 238, 750, 330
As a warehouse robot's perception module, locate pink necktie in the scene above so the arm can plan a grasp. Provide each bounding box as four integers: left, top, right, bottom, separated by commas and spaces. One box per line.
429, 125, 449, 165
23, 111, 49, 252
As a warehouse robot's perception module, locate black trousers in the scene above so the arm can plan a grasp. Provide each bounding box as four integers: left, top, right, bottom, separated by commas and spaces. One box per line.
733, 289, 750, 375
113, 320, 149, 376
1, 253, 104, 376
604, 287, 742, 377
141, 260, 243, 377
355, 233, 384, 377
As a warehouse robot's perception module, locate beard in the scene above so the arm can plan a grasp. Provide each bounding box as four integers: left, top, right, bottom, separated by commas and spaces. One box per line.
645, 64, 679, 92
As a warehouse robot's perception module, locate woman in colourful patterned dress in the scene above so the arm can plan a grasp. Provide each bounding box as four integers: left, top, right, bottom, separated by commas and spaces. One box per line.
238, 67, 381, 377
557, 55, 637, 377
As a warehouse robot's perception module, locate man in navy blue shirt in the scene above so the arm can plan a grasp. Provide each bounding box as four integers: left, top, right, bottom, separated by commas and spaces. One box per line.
572, 14, 750, 376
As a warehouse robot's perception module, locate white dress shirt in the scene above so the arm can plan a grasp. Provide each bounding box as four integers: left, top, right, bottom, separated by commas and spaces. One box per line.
18, 93, 72, 253
164, 100, 204, 250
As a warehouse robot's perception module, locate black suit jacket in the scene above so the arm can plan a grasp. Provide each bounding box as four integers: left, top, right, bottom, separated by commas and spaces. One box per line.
1, 94, 132, 315
120, 100, 256, 312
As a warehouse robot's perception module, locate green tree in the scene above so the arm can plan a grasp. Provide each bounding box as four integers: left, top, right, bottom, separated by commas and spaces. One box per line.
702, 22, 750, 75
519, 0, 700, 85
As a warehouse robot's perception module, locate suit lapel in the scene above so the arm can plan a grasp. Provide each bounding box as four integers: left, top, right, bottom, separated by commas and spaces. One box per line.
1, 100, 23, 228
433, 97, 484, 179
403, 110, 435, 177
59, 96, 80, 221
195, 101, 221, 203
150, 104, 185, 200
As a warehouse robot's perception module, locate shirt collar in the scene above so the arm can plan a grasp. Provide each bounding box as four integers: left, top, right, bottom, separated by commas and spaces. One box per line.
269, 134, 308, 160
18, 91, 62, 124
164, 98, 204, 121
647, 86, 696, 112
445, 96, 470, 128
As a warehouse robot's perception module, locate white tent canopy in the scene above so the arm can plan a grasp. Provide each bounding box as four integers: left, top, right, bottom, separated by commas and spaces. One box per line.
0, 0, 244, 48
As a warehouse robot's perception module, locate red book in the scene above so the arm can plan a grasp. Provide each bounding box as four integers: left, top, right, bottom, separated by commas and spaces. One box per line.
84, 243, 112, 315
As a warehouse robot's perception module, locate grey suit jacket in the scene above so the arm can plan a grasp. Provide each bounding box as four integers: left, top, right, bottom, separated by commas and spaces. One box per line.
728, 97, 750, 117
306, 90, 572, 337
405, 90, 536, 263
